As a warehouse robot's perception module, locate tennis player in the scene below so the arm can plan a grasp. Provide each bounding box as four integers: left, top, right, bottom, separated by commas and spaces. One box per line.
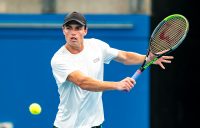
50, 11, 173, 128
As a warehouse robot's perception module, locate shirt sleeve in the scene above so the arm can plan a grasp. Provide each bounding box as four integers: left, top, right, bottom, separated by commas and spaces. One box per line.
51, 57, 77, 86
96, 39, 119, 64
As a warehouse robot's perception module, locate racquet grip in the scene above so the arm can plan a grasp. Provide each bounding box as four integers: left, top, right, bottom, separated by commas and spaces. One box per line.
131, 69, 142, 80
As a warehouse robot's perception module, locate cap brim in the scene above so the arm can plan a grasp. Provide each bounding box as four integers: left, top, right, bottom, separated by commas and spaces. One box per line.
63, 19, 85, 26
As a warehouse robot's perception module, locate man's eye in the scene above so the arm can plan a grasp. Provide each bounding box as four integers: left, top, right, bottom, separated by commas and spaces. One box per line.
76, 27, 81, 30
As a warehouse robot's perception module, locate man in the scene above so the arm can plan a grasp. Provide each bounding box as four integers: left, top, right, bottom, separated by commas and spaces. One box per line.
51, 11, 173, 128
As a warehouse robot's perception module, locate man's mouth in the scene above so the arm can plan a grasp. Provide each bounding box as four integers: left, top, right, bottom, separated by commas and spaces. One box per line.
71, 37, 77, 41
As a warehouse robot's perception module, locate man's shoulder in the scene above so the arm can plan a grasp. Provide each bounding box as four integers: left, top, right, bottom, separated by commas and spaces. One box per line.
86, 38, 106, 42
84, 38, 107, 46
51, 46, 67, 63
53, 45, 66, 56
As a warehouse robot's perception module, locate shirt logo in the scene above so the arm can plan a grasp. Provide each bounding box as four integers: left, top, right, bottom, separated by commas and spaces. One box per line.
93, 57, 100, 63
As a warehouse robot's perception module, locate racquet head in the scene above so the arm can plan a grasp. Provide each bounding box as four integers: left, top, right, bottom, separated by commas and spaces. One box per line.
150, 14, 189, 55
132, 14, 189, 80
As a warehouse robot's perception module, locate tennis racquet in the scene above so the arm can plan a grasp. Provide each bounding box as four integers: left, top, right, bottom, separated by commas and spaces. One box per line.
132, 14, 189, 80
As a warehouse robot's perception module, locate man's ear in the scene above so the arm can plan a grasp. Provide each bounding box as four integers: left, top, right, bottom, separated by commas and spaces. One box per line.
84, 28, 88, 36
62, 26, 65, 35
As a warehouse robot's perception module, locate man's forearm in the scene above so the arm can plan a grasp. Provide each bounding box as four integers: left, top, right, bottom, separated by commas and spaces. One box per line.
76, 76, 118, 92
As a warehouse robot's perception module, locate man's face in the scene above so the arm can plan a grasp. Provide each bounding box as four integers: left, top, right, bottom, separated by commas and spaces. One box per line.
62, 23, 87, 48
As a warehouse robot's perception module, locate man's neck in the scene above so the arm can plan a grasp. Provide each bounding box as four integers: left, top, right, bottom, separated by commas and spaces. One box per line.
65, 43, 84, 54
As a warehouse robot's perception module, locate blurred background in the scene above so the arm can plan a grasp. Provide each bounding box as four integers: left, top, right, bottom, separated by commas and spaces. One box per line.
0, 0, 151, 14
0, 0, 198, 128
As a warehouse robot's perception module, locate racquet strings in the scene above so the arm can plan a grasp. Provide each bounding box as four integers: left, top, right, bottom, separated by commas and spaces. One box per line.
150, 16, 187, 54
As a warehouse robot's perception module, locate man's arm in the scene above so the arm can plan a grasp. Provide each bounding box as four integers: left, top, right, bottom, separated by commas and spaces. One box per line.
67, 70, 135, 92
114, 50, 174, 69
114, 51, 146, 65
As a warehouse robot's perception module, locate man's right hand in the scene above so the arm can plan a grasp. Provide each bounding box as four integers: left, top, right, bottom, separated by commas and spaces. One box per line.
116, 77, 136, 92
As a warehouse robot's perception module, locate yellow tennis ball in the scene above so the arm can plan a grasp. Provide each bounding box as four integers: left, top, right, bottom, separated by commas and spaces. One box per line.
29, 103, 42, 115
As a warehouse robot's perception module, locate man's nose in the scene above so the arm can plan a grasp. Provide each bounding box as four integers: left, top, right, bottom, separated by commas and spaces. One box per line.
70, 29, 77, 35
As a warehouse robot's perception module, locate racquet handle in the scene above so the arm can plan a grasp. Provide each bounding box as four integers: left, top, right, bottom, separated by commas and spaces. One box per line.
131, 69, 142, 80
